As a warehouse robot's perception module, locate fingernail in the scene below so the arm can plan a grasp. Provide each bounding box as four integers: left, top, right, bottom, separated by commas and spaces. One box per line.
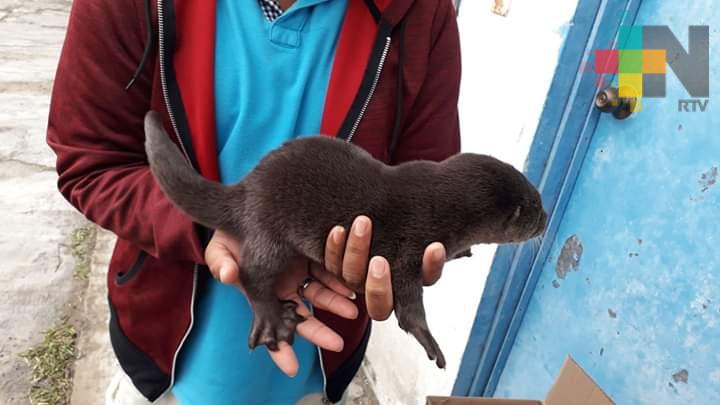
370, 258, 386, 278
354, 218, 369, 237
433, 245, 446, 262
219, 266, 229, 282
332, 227, 345, 244
349, 291, 357, 300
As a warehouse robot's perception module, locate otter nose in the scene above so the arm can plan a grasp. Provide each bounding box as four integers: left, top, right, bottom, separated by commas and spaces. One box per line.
534, 210, 548, 237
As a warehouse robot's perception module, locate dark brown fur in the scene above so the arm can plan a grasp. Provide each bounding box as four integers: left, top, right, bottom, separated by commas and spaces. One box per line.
144, 111, 546, 368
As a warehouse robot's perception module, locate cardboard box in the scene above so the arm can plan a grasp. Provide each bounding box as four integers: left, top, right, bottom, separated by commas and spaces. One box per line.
427, 356, 614, 405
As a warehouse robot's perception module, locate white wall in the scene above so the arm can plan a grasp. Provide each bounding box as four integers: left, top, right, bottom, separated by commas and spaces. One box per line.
362, 1, 579, 403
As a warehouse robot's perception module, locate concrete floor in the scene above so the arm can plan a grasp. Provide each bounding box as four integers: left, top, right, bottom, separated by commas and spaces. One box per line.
0, 0, 93, 403
0, 1, 377, 403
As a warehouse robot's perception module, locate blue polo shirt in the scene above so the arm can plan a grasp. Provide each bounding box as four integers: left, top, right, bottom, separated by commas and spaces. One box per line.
172, 0, 348, 404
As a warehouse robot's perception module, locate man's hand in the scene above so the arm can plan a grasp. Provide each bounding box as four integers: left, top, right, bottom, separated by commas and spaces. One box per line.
204, 217, 447, 376
205, 231, 358, 377
324, 216, 447, 321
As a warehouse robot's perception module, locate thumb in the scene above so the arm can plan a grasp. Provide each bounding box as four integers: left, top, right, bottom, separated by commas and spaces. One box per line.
422, 242, 446, 286
365, 256, 393, 321
218, 259, 240, 285
205, 242, 240, 285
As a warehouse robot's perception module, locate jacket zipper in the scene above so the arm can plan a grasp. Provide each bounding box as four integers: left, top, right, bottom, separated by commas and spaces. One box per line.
157, 0, 198, 393
157, 0, 191, 164
321, 35, 392, 401
346, 37, 392, 143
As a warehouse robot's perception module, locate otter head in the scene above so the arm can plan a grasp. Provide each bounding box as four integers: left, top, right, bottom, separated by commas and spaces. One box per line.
450, 154, 547, 245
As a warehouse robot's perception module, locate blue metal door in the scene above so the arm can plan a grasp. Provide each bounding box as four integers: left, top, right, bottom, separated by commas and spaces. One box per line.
455, 0, 719, 404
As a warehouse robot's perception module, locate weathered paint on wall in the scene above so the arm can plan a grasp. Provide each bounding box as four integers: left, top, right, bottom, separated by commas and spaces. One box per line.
362, 0, 579, 403
494, 1, 720, 404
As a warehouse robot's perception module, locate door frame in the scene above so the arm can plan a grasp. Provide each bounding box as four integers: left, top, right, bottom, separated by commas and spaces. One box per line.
453, 0, 643, 396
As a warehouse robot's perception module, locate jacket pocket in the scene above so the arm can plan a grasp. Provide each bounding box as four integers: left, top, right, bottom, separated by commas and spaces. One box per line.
115, 251, 147, 286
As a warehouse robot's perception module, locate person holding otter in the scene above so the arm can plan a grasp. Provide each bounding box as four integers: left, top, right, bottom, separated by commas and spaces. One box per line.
47, 0, 461, 403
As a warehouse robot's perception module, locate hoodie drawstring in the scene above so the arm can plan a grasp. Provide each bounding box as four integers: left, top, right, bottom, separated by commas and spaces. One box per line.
364, 0, 381, 22
125, 0, 154, 90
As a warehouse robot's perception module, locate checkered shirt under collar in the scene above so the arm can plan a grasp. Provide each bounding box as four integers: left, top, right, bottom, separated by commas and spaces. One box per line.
259, 0, 285, 22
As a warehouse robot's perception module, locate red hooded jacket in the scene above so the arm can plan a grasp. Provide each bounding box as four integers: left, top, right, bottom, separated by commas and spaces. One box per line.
47, 0, 460, 401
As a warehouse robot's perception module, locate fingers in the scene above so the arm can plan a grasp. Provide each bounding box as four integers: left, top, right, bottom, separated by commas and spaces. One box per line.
342, 216, 372, 290
205, 231, 244, 290
302, 279, 358, 320
294, 300, 345, 353
267, 300, 347, 377
267, 342, 299, 377
422, 242, 446, 286
310, 263, 356, 299
324, 226, 346, 278
365, 256, 394, 321
206, 241, 239, 283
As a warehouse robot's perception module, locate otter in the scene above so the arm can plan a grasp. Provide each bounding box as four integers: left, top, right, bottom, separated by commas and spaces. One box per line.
143, 111, 546, 368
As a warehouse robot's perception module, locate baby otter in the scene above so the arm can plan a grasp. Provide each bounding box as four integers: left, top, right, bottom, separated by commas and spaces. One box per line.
144, 111, 546, 368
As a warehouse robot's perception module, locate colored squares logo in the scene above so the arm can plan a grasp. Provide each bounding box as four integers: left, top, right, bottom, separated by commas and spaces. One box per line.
619, 74, 642, 97
594, 50, 618, 73
618, 26, 643, 50
594, 49, 666, 76
590, 25, 710, 113
593, 48, 667, 104
619, 50, 642, 73
643, 50, 666, 74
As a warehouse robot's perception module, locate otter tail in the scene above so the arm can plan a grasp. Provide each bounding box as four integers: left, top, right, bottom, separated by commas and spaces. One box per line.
144, 111, 243, 234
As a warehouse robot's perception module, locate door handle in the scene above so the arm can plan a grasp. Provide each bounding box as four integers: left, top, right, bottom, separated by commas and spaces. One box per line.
595, 87, 636, 120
